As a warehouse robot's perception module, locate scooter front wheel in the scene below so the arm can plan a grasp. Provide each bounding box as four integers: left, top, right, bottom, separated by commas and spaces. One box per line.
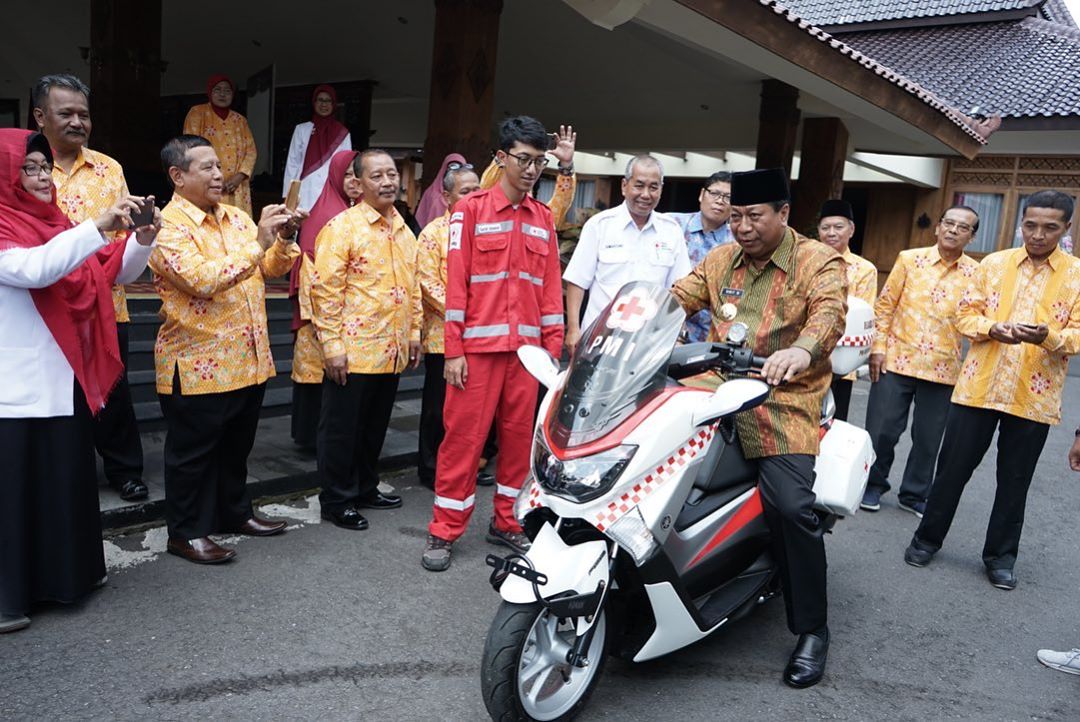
481, 601, 609, 722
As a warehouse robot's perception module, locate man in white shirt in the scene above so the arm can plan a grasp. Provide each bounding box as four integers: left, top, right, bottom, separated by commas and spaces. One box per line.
563, 155, 691, 351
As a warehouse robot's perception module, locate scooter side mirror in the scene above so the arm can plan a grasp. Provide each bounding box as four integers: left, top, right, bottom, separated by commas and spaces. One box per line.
692, 377, 771, 427
517, 345, 560, 388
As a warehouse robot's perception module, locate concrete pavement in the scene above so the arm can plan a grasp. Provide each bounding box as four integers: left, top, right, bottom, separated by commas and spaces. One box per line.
6, 379, 1080, 720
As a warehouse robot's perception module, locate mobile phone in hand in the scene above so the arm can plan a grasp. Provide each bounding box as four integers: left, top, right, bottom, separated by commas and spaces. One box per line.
547, 133, 559, 151
130, 198, 154, 228
285, 179, 302, 211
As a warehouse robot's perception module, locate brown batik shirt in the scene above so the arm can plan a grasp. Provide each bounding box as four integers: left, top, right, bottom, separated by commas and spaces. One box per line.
672, 228, 847, 459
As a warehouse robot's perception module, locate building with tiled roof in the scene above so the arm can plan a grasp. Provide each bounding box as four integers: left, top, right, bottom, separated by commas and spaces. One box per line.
777, 0, 1080, 260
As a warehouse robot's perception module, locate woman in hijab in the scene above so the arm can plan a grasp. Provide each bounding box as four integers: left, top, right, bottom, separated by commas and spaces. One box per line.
182, 74, 257, 215
282, 84, 352, 212
290, 149, 360, 449
0, 129, 160, 634
414, 153, 467, 228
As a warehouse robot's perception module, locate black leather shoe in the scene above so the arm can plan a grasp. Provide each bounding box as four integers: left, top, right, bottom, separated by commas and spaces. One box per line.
904, 539, 934, 567
356, 492, 402, 510
784, 627, 829, 688
114, 479, 149, 502
321, 506, 369, 530
987, 568, 1017, 590
476, 470, 495, 487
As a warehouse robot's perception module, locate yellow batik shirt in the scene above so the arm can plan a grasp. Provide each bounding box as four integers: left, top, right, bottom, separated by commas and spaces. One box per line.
310, 202, 422, 374
953, 246, 1080, 425
291, 255, 324, 384
416, 213, 449, 354
52, 147, 132, 322
839, 249, 878, 380
182, 105, 257, 216
673, 229, 848, 458
480, 160, 577, 229
149, 195, 299, 395
872, 245, 979, 385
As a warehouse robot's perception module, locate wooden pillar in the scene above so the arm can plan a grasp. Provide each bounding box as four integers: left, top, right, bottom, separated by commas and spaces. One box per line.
421, 0, 503, 190
755, 80, 800, 177
89, 0, 163, 189
790, 117, 849, 234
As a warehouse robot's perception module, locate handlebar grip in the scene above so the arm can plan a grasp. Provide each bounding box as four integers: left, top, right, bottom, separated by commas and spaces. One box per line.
752, 355, 768, 369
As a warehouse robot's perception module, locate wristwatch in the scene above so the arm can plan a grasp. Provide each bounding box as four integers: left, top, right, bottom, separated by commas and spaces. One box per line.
558, 164, 574, 176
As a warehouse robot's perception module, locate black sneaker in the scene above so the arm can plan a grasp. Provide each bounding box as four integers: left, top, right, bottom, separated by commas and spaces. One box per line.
860, 487, 882, 512
904, 540, 934, 567
422, 535, 453, 571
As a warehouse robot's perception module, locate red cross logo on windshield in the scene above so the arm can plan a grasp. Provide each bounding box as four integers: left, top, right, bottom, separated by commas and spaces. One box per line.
606, 290, 658, 332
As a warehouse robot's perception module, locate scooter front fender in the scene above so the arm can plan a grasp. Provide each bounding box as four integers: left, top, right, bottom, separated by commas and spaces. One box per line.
500, 522, 610, 610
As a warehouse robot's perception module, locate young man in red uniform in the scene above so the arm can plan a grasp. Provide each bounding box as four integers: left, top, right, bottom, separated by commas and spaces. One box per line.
422, 116, 565, 571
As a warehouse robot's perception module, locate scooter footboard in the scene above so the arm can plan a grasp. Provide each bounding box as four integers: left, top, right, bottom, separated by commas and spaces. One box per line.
499, 522, 610, 608
812, 420, 875, 516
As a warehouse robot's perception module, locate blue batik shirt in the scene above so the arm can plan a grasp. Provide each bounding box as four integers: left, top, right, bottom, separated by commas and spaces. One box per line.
668, 211, 735, 342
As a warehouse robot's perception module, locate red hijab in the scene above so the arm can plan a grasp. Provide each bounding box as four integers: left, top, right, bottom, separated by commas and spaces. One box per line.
0, 129, 124, 414
206, 74, 234, 120
301, 85, 350, 180
415, 153, 467, 228
290, 149, 359, 330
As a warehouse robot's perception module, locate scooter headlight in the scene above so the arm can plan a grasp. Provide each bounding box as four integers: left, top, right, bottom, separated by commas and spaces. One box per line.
532, 433, 636, 503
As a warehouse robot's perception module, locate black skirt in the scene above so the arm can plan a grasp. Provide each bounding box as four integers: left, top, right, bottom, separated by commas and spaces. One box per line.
0, 385, 104, 616
290, 382, 321, 450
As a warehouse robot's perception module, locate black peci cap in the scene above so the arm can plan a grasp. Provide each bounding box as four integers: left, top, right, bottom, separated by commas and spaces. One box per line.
730, 168, 790, 206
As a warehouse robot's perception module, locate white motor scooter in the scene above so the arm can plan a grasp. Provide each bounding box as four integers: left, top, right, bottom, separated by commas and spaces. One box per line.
479, 281, 875, 722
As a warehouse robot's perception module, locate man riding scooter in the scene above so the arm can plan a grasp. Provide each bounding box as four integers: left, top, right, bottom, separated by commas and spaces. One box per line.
672, 168, 847, 688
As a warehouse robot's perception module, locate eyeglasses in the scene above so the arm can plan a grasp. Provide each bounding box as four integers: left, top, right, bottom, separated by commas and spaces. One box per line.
20, 162, 53, 177
940, 219, 974, 233
506, 152, 550, 171
447, 162, 474, 172
703, 188, 731, 202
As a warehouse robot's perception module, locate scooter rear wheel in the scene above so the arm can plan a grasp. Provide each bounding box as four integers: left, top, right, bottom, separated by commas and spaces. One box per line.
481, 601, 609, 722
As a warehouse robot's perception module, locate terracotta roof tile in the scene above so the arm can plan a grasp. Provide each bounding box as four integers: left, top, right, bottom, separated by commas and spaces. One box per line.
841, 17, 1080, 117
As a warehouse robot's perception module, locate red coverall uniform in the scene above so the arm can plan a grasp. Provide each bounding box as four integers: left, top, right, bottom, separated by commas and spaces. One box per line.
428, 184, 564, 541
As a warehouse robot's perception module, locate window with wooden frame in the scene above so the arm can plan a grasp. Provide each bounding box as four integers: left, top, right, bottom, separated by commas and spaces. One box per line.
946, 156, 1080, 257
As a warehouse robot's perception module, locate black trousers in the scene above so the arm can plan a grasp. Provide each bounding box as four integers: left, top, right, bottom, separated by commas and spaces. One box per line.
913, 404, 1050, 570
93, 322, 144, 482
291, 382, 321, 450
158, 379, 264, 540
757, 454, 828, 635
864, 371, 953, 505
318, 373, 399, 513
0, 385, 105, 616
830, 376, 853, 422
418, 354, 445, 489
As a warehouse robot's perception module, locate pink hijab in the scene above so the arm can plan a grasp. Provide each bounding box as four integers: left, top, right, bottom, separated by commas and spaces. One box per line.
415, 153, 466, 228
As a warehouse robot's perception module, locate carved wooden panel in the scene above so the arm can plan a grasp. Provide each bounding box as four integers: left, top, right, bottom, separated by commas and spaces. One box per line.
951, 171, 1013, 186
952, 156, 1015, 171
1018, 157, 1080, 172
1016, 174, 1080, 189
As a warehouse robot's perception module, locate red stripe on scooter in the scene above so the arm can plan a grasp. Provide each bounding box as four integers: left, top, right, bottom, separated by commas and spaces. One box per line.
687, 489, 763, 568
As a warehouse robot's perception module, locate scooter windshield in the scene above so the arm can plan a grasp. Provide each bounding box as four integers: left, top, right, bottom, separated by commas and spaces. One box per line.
547, 282, 685, 448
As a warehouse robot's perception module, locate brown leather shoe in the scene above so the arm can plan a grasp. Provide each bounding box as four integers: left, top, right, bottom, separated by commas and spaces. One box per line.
167, 536, 236, 564
225, 516, 288, 537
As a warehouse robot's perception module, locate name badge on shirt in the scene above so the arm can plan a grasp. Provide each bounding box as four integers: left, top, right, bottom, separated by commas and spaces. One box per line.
721, 287, 744, 298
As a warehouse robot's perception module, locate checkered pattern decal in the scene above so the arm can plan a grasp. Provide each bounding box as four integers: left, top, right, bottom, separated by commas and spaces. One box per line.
593, 423, 719, 532
836, 333, 874, 347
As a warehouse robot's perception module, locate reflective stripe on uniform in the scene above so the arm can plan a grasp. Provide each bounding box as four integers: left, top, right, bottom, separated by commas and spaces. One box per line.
518, 271, 543, 286
540, 314, 564, 326
475, 221, 514, 235
496, 483, 520, 498
434, 494, 476, 511
471, 271, 509, 283
518, 325, 541, 338
445, 310, 465, 322
462, 324, 511, 338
